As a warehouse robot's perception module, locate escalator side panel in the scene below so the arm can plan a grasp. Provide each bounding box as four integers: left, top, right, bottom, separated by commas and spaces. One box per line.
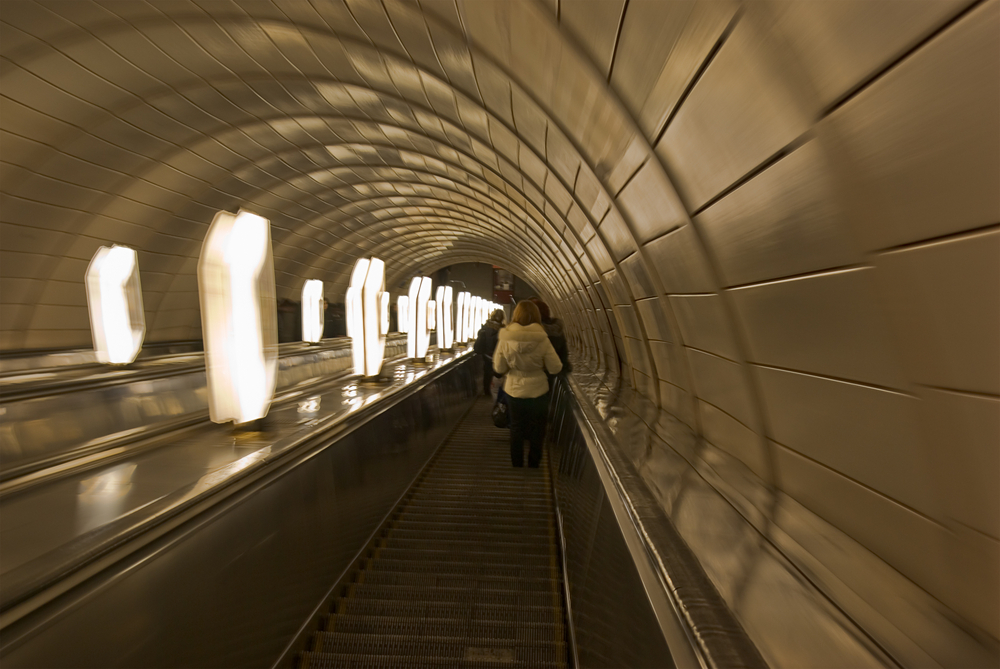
0, 356, 477, 669
547, 384, 676, 669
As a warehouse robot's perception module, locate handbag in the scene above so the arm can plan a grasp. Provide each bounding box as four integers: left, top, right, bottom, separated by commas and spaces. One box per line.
491, 379, 510, 429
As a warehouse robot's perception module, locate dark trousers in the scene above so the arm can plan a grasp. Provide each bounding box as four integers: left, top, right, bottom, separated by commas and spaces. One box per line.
508, 393, 550, 467
481, 355, 494, 395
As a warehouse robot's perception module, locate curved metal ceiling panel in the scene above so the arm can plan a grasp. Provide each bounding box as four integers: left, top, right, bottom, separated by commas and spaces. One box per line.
2, 1, 998, 665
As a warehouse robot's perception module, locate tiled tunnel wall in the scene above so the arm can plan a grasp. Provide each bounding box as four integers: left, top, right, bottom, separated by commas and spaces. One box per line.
1, 0, 997, 653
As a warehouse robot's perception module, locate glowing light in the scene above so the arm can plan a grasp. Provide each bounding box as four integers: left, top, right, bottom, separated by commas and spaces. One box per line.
455, 292, 467, 342
435, 287, 445, 349
397, 295, 409, 334
415, 277, 432, 359
301, 280, 324, 344
346, 258, 370, 376
198, 209, 278, 425
427, 299, 437, 331
442, 286, 454, 349
362, 257, 386, 377
466, 296, 477, 341
407, 278, 422, 358
380, 293, 390, 336
85, 245, 145, 364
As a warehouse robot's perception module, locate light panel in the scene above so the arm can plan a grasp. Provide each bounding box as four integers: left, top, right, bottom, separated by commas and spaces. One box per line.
397, 295, 409, 334
442, 285, 454, 349
455, 291, 467, 342
415, 277, 432, 359
85, 245, 145, 365
362, 257, 386, 377
346, 258, 370, 376
301, 279, 324, 344
407, 277, 422, 358
198, 210, 278, 425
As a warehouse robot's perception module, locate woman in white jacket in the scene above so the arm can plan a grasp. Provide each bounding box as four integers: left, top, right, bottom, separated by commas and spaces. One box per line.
493, 301, 563, 467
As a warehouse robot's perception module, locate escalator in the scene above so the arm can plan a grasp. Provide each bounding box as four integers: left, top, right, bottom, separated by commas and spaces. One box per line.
297, 397, 570, 669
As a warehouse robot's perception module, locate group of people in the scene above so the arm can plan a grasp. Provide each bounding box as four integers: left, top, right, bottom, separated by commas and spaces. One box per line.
473, 298, 570, 468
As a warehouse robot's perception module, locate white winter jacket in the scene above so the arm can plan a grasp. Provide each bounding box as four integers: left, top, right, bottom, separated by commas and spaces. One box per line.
493, 323, 563, 398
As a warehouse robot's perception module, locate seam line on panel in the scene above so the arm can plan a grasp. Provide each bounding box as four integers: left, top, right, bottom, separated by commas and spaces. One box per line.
639, 224, 683, 247
663, 291, 716, 297
752, 363, 915, 398
726, 263, 869, 291
950, 519, 1000, 543
612, 156, 648, 198
689, 396, 759, 437
820, 0, 989, 118
874, 222, 1000, 255
606, 0, 630, 83
918, 385, 1000, 400
771, 439, 946, 530
689, 132, 812, 217
682, 344, 741, 366
652, 6, 743, 146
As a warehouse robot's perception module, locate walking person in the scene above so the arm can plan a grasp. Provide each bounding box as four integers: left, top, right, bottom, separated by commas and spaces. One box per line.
473, 309, 505, 396
493, 301, 562, 467
529, 297, 572, 388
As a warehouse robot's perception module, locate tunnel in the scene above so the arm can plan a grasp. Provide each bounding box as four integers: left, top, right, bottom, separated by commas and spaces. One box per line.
0, 1, 998, 667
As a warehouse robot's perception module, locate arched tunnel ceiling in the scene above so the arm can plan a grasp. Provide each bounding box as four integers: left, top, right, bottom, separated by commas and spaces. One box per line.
1, 0, 652, 349
3, 0, 1000, 658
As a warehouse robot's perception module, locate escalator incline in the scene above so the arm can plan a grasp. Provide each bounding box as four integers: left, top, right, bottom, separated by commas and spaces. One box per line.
298, 397, 569, 669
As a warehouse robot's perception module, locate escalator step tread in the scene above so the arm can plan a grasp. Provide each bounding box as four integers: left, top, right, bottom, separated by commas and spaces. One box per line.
333, 599, 558, 624
299, 651, 563, 669
324, 614, 560, 637
310, 632, 565, 660
297, 397, 567, 669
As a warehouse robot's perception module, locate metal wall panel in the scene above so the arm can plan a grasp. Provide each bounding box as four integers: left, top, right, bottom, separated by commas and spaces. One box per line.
669, 294, 740, 361
874, 229, 1000, 395
696, 141, 859, 288
823, 0, 1000, 252
730, 269, 906, 388
686, 348, 755, 428
658, 10, 815, 208
642, 225, 715, 295
757, 365, 935, 519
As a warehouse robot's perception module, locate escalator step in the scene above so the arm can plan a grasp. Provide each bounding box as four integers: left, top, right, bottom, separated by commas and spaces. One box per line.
309, 632, 565, 662
323, 615, 560, 641
332, 599, 559, 625
299, 651, 564, 669
297, 397, 568, 669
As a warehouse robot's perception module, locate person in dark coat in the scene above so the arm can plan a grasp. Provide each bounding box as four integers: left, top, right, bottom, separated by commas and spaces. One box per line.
473, 309, 505, 396
529, 298, 571, 387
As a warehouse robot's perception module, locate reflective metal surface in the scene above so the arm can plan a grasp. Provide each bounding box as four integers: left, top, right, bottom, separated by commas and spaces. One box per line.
0, 0, 997, 664
564, 360, 1000, 668
0, 349, 478, 668
0, 335, 407, 481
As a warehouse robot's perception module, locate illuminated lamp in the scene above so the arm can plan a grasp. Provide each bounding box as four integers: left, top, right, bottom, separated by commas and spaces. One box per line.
362, 257, 387, 377
406, 277, 421, 357
455, 292, 467, 343
442, 285, 454, 349
427, 299, 437, 332
467, 296, 478, 341
301, 279, 324, 344
346, 257, 388, 377
198, 210, 278, 425
346, 258, 369, 376
380, 292, 390, 336
85, 245, 145, 365
414, 277, 432, 359
397, 295, 409, 334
